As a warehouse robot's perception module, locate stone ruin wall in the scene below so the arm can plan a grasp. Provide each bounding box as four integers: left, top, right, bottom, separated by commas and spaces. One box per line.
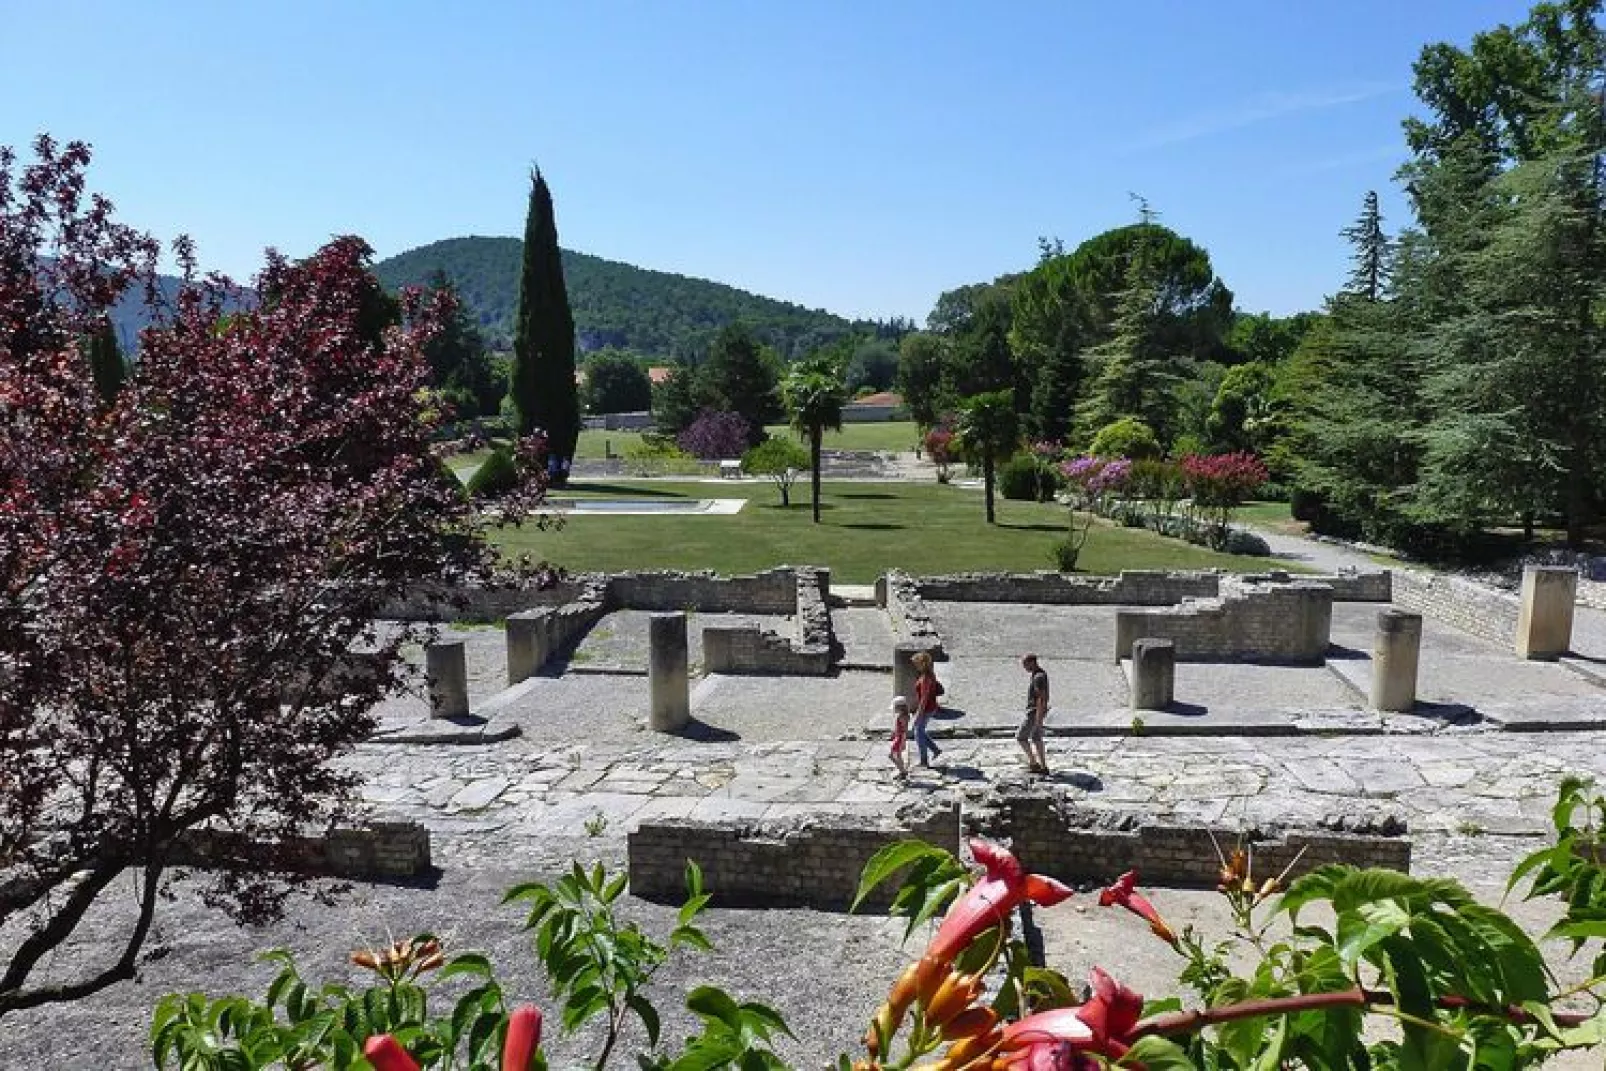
1113, 578, 1336, 663
912, 570, 1222, 606
173, 819, 432, 881
627, 796, 1409, 911
1000, 796, 1410, 887
629, 801, 964, 909
1391, 568, 1519, 648
702, 568, 834, 676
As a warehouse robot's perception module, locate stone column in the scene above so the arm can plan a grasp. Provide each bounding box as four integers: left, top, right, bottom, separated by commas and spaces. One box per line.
425, 638, 469, 719
1516, 565, 1576, 660
506, 608, 549, 685
1129, 638, 1175, 711
648, 612, 690, 732
1369, 609, 1422, 712
893, 642, 928, 702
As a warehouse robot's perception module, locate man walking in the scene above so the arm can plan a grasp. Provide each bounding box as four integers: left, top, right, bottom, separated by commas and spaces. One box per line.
1017, 653, 1050, 775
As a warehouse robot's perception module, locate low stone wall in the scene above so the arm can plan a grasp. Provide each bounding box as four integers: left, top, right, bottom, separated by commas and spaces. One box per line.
884, 570, 946, 658
507, 593, 612, 682
1241, 569, 1391, 602
1114, 577, 1334, 663
703, 625, 831, 676
383, 578, 586, 623
175, 819, 432, 880
1001, 796, 1409, 886
795, 567, 833, 651
694, 568, 835, 675
1392, 568, 1518, 647
914, 570, 1221, 606
628, 801, 962, 909
608, 568, 798, 615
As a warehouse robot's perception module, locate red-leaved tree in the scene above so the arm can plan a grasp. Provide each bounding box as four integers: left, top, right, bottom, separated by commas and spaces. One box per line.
0, 136, 539, 1015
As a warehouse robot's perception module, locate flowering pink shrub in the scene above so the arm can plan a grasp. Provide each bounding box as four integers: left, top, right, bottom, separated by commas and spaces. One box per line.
1181, 451, 1269, 510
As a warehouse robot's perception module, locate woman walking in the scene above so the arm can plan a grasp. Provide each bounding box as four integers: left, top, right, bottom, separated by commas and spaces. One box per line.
909, 651, 943, 768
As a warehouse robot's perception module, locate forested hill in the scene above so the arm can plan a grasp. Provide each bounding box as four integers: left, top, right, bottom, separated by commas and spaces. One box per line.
372, 236, 858, 360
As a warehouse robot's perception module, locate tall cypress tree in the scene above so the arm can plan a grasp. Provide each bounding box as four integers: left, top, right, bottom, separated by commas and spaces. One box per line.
511, 168, 579, 483
84, 315, 124, 406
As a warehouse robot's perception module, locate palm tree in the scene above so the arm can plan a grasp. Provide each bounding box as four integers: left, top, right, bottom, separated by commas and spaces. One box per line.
782, 357, 847, 524
958, 390, 1019, 524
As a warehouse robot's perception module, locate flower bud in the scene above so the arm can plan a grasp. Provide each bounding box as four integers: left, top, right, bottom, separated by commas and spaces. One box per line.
350, 949, 378, 971
915, 953, 950, 1007
926, 972, 981, 1028
940, 1006, 998, 1041
940, 1029, 1002, 1071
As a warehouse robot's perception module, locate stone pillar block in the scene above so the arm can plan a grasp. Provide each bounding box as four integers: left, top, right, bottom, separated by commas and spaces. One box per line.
1369, 609, 1422, 712
649, 612, 690, 732
506, 608, 549, 685
1516, 565, 1576, 660
1129, 638, 1175, 711
893, 642, 929, 702
425, 638, 469, 719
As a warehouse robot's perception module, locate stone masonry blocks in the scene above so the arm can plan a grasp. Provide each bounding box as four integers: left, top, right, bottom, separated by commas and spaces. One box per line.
1130, 639, 1175, 710
1114, 578, 1334, 663
425, 638, 469, 719
1516, 565, 1577, 660
1370, 609, 1422, 712
649, 612, 691, 732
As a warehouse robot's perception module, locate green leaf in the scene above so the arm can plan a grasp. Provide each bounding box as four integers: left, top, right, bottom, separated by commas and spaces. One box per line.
686, 858, 705, 898
851, 840, 958, 912
738, 1001, 793, 1041
687, 985, 745, 1031
1120, 1035, 1197, 1069
1336, 900, 1410, 971
441, 952, 494, 979
629, 992, 662, 1048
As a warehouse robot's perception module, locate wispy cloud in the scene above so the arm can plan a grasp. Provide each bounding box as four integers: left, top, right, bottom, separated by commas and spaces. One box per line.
1116, 82, 1405, 154
1276, 144, 1403, 179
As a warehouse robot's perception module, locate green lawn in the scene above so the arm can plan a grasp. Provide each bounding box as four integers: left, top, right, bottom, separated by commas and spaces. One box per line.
491, 480, 1285, 584
1234, 500, 1299, 529
570, 421, 922, 459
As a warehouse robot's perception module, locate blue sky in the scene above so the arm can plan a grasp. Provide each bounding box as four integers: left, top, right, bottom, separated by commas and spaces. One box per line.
2, 1, 1537, 322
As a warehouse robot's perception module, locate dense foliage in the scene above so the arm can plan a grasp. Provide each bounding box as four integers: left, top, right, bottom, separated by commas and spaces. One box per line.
0, 136, 544, 1017
1287, 0, 1606, 552
583, 349, 654, 414
373, 236, 863, 361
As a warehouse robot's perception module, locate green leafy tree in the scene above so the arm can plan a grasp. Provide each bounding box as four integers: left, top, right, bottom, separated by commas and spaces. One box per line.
782, 355, 847, 523
742, 437, 808, 506
1088, 416, 1162, 461
584, 349, 654, 414
896, 331, 949, 431
422, 270, 500, 417
1206, 362, 1278, 453
958, 390, 1019, 524
511, 169, 580, 482
700, 323, 781, 446
652, 359, 709, 435
844, 336, 899, 392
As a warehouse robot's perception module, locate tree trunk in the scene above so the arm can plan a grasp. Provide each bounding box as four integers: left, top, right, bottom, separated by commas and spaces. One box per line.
983, 451, 996, 524
1522, 509, 1535, 543
810, 429, 823, 524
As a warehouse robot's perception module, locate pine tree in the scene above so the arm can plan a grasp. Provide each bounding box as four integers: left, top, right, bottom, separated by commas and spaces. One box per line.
84, 315, 124, 406
1075, 206, 1185, 447
423, 270, 499, 416
1340, 191, 1391, 301
511, 168, 579, 482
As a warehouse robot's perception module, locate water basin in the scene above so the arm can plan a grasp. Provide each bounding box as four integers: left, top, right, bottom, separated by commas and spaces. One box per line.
543, 498, 746, 516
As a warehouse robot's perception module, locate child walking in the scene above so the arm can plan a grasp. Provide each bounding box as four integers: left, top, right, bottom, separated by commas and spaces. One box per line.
889, 696, 911, 780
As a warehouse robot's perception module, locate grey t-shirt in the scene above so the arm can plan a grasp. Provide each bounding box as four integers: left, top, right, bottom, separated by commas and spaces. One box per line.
1025, 669, 1049, 717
